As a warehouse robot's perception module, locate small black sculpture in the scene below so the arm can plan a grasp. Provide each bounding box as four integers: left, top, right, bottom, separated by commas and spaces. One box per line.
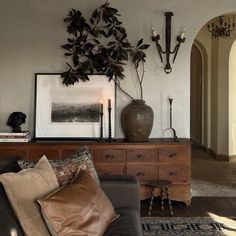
7, 112, 26, 133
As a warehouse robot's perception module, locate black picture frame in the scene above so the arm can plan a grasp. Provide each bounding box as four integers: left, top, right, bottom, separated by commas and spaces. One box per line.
34, 73, 116, 139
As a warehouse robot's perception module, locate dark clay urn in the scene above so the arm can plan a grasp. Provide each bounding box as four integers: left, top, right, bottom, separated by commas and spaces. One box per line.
121, 100, 154, 142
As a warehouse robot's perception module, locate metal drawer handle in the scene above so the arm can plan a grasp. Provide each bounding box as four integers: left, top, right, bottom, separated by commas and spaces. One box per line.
137, 172, 145, 177
136, 154, 144, 159
169, 153, 176, 158
105, 154, 114, 159
169, 171, 177, 176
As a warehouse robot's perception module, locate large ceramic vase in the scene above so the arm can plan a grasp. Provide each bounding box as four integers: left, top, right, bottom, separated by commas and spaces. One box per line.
121, 100, 154, 142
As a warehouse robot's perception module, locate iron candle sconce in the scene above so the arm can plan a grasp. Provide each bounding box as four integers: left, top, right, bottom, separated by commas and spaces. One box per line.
152, 12, 186, 74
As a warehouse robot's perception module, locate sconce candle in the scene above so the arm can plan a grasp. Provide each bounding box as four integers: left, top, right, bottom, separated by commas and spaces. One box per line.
180, 30, 186, 39
108, 99, 111, 108
152, 27, 157, 37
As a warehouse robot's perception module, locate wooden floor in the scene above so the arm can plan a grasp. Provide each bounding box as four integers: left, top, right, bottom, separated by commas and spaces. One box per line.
141, 197, 236, 217
141, 147, 236, 217
192, 148, 236, 189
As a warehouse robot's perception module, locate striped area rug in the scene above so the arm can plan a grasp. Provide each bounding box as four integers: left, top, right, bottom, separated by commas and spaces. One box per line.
142, 216, 236, 236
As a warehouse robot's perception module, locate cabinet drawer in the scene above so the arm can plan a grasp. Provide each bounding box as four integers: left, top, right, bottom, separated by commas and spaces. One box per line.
61, 148, 94, 160
127, 149, 156, 162
158, 148, 189, 162
0, 149, 27, 159
95, 164, 125, 176
94, 149, 124, 162
159, 166, 189, 182
29, 149, 60, 160
127, 165, 157, 181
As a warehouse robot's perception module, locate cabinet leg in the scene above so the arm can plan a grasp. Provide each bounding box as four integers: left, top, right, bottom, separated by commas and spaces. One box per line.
160, 187, 165, 211
148, 189, 155, 216
165, 188, 173, 216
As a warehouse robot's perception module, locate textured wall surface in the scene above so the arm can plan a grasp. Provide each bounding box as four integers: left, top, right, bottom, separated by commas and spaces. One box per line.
1, 0, 236, 139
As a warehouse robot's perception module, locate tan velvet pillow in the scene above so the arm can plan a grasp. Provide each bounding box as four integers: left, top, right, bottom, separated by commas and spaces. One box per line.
38, 170, 118, 236
0, 155, 59, 236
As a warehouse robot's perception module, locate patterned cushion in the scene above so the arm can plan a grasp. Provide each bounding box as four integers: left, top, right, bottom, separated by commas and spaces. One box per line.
17, 146, 100, 186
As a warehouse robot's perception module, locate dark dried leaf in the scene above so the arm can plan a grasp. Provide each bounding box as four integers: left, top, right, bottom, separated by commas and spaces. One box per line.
68, 38, 74, 43
73, 55, 80, 67
107, 41, 117, 46
138, 44, 150, 50
137, 38, 143, 47
106, 7, 118, 15
90, 18, 94, 25
64, 53, 72, 56
100, 30, 107, 37
93, 39, 100, 44
106, 29, 113, 37
121, 41, 131, 48
61, 44, 73, 50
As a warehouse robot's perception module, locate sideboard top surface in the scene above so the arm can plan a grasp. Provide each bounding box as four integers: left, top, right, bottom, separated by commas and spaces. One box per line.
0, 138, 191, 148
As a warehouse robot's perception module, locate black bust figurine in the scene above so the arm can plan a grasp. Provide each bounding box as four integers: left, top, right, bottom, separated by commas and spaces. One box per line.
7, 112, 26, 133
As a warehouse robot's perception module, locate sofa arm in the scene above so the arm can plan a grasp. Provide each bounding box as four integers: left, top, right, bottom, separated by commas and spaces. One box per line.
100, 175, 140, 213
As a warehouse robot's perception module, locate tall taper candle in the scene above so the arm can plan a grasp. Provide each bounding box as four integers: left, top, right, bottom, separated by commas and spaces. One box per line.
100, 103, 103, 113
108, 99, 111, 108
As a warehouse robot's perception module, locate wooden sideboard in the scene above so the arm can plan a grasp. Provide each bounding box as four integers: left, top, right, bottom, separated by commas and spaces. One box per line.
0, 138, 191, 205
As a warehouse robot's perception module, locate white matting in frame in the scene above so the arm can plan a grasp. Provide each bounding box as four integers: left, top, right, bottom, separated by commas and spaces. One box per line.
35, 74, 115, 139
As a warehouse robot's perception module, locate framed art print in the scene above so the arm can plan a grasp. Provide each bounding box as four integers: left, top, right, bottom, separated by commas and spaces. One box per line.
35, 73, 115, 139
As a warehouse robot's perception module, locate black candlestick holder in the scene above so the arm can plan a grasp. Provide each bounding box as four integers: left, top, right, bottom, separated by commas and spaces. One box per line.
97, 111, 105, 142
164, 97, 178, 142
107, 107, 116, 142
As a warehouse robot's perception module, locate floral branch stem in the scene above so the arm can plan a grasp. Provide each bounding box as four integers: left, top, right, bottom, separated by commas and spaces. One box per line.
140, 61, 145, 85
112, 77, 134, 100
135, 62, 144, 100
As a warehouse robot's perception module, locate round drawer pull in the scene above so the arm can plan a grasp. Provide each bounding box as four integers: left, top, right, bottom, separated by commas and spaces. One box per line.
136, 154, 144, 159
169, 171, 177, 176
169, 153, 176, 158
137, 172, 145, 177
105, 154, 114, 159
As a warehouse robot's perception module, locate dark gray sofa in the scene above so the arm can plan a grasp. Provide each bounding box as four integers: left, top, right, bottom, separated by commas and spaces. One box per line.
0, 175, 143, 236
101, 175, 143, 236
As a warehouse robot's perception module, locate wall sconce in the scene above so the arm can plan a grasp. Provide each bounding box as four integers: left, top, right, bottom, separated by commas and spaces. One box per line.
152, 12, 186, 74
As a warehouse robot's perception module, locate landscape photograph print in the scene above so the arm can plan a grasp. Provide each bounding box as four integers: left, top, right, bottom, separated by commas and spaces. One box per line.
50, 88, 100, 123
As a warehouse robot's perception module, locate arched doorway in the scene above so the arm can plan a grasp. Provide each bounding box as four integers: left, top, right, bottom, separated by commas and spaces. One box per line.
191, 13, 236, 158
190, 43, 203, 146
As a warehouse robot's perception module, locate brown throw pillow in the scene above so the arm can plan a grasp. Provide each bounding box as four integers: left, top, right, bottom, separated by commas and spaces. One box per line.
38, 170, 118, 236
0, 156, 59, 236
18, 146, 100, 186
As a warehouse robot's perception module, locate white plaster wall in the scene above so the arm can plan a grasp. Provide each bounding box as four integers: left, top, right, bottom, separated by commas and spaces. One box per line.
217, 38, 230, 155
195, 27, 212, 149
213, 28, 236, 155
229, 40, 236, 156
1, 0, 236, 138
